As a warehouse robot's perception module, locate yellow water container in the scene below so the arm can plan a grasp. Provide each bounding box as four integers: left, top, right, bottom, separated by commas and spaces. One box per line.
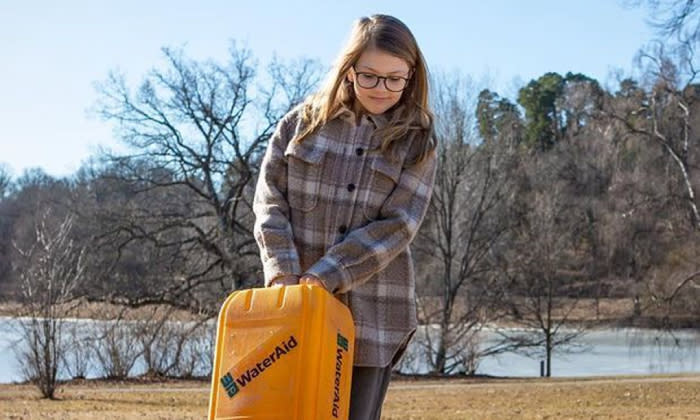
208, 284, 355, 420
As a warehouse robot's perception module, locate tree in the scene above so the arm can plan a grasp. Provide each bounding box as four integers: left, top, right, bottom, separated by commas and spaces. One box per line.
500, 87, 621, 373
93, 44, 322, 311
1, 169, 70, 299
12, 211, 87, 398
412, 74, 519, 374
476, 89, 522, 148
0, 163, 14, 294
517, 72, 603, 152
625, 0, 699, 40
605, 43, 699, 231
0, 163, 11, 199
603, 82, 676, 317
621, 0, 700, 229
617, 0, 700, 335
499, 146, 601, 377
517, 72, 565, 152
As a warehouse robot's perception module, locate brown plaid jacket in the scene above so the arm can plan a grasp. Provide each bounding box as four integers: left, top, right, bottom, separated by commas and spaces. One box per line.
253, 105, 437, 367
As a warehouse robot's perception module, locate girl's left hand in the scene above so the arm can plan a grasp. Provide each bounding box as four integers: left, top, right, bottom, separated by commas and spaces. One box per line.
299, 274, 326, 289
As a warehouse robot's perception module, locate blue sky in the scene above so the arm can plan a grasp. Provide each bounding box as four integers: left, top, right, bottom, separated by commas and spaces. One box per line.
0, 1, 654, 177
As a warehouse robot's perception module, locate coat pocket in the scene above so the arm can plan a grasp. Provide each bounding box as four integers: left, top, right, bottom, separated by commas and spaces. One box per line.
284, 138, 325, 212
362, 155, 402, 221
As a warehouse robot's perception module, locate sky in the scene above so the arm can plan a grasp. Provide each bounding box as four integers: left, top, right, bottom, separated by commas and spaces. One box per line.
0, 1, 655, 178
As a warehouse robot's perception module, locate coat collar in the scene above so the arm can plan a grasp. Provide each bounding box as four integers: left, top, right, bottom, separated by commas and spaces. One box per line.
330, 105, 390, 130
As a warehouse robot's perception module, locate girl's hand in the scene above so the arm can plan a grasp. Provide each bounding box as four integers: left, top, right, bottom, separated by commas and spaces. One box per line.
299, 274, 326, 289
269, 274, 299, 287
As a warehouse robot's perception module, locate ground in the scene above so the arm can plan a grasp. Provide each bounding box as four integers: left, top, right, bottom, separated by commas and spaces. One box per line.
1, 374, 698, 419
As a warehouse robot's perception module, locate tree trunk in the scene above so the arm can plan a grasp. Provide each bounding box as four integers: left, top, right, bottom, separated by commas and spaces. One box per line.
546, 333, 552, 378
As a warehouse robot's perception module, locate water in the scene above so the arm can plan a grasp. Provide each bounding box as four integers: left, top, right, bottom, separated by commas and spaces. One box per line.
0, 317, 216, 384
398, 326, 699, 377
0, 317, 698, 383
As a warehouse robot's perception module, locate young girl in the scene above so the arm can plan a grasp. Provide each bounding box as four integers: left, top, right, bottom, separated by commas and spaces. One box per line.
253, 14, 437, 420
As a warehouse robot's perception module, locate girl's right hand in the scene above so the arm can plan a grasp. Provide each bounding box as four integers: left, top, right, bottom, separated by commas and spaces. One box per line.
268, 274, 300, 287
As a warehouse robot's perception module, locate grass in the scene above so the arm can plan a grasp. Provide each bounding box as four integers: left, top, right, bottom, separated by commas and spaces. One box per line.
1, 374, 698, 419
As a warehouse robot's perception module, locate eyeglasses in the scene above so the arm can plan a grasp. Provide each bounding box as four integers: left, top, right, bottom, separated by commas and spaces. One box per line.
351, 66, 410, 92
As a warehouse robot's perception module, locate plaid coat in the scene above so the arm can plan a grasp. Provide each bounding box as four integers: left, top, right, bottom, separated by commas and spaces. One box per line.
253, 105, 437, 367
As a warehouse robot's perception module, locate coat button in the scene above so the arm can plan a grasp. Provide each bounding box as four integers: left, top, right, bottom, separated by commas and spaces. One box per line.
347, 183, 355, 192
338, 225, 348, 234
356, 147, 364, 156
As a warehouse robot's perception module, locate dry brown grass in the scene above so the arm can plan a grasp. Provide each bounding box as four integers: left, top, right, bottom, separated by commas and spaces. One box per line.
0, 380, 209, 420
1, 375, 698, 420
383, 375, 700, 419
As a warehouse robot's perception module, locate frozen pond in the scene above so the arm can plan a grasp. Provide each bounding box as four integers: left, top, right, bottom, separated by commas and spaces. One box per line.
0, 317, 698, 383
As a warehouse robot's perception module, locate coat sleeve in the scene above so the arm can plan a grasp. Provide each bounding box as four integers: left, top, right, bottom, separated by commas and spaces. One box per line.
253, 111, 302, 287
303, 145, 437, 294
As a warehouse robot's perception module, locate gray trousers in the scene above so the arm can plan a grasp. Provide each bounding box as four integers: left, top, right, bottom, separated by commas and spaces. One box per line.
348, 365, 393, 420
348, 338, 410, 420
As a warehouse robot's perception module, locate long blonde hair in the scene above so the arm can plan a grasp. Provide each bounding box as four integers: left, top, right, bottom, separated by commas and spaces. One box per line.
293, 14, 436, 165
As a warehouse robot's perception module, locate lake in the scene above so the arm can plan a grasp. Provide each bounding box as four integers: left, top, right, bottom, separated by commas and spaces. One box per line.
0, 317, 697, 383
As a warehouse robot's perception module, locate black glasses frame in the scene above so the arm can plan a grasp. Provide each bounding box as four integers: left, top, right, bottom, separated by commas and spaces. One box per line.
351, 66, 410, 92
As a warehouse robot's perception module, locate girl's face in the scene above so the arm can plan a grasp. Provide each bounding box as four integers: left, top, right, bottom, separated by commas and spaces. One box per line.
348, 48, 411, 115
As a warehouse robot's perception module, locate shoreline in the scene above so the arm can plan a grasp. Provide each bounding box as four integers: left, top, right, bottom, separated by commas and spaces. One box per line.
3, 371, 699, 386
2, 313, 697, 332
2, 297, 697, 329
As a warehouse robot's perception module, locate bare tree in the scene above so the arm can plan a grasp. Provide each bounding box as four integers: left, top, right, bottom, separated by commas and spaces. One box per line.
0, 163, 14, 295
609, 2, 700, 331
647, 267, 700, 323
619, 0, 700, 230
92, 318, 143, 379
601, 51, 700, 333
625, 0, 699, 40
0, 163, 10, 199
135, 306, 210, 378
499, 153, 595, 377
640, 47, 699, 229
169, 320, 216, 378
92, 44, 322, 311
62, 322, 93, 380
2, 169, 82, 300
602, 84, 679, 320
412, 74, 518, 374
12, 210, 87, 398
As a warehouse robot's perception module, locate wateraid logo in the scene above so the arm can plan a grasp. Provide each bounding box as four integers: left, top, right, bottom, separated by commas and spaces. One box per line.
332, 332, 349, 418
220, 335, 298, 398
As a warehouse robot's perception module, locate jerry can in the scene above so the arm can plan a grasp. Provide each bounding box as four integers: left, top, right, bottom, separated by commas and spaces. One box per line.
208, 284, 355, 420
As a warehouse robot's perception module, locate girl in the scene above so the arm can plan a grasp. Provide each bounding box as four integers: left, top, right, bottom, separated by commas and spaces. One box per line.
253, 14, 437, 420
